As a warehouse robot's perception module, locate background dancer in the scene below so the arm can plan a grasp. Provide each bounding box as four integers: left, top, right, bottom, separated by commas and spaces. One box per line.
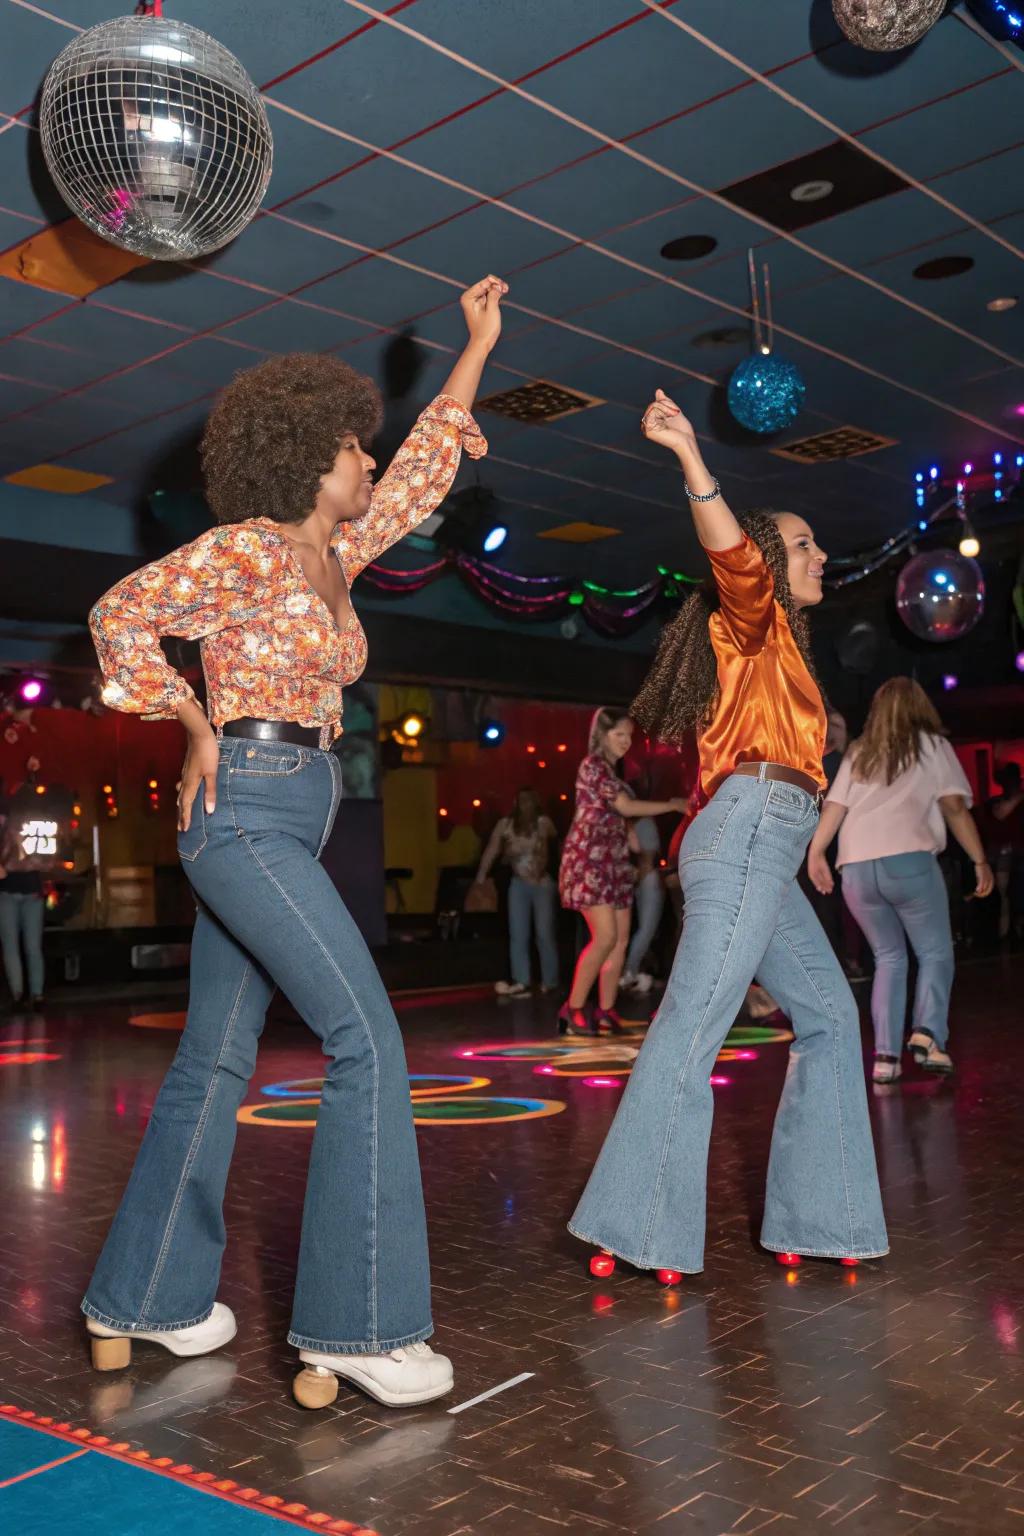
81, 276, 507, 1410
570, 390, 887, 1282
808, 678, 993, 1083
474, 787, 560, 997
558, 709, 685, 1037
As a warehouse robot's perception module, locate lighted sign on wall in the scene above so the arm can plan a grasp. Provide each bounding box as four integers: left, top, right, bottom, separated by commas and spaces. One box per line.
20, 819, 58, 857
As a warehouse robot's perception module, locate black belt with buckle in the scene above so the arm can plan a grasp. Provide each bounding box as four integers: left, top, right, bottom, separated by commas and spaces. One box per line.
222, 718, 333, 750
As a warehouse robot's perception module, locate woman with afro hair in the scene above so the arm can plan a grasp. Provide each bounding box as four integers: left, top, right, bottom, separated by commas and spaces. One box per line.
83, 277, 507, 1410
569, 390, 887, 1282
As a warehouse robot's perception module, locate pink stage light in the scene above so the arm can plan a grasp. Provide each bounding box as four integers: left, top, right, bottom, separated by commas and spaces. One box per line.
20, 679, 43, 703
710, 1074, 731, 1086
582, 1075, 623, 1088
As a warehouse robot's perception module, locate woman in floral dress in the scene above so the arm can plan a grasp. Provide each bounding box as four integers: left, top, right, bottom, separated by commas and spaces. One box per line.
81, 277, 507, 1413
558, 709, 686, 1036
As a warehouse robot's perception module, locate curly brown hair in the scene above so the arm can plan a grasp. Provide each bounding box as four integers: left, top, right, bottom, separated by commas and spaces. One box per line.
630, 512, 823, 748
201, 353, 383, 524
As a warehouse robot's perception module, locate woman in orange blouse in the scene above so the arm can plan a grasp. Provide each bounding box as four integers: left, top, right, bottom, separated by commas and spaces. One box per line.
82, 277, 507, 1412
570, 391, 887, 1284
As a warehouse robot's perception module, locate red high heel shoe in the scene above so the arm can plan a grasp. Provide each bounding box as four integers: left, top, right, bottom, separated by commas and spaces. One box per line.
557, 1003, 598, 1038
593, 1007, 626, 1036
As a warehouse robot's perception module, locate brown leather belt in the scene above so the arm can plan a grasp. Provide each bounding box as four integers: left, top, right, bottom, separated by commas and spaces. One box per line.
732, 761, 822, 799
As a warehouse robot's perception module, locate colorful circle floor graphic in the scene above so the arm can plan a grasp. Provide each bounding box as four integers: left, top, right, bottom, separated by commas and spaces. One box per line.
238, 1093, 564, 1127
238, 1024, 790, 1128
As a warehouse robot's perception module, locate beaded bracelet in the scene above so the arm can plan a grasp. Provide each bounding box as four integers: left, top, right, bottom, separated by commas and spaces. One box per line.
684, 478, 722, 503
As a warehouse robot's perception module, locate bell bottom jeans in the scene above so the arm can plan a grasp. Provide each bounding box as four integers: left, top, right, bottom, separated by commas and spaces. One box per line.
83, 737, 432, 1354
841, 852, 955, 1055
569, 775, 888, 1271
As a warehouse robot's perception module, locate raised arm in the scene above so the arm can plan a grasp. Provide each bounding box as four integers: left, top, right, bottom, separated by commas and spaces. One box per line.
641, 389, 742, 550
337, 277, 506, 581
640, 389, 774, 651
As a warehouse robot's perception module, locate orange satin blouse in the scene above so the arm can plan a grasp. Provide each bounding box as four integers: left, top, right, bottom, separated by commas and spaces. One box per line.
698, 536, 827, 799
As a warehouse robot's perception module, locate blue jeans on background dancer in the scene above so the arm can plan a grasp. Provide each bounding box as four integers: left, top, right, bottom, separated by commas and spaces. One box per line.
83, 736, 432, 1354
841, 852, 954, 1055
0, 890, 45, 1000
626, 869, 665, 976
508, 875, 559, 989
569, 774, 888, 1272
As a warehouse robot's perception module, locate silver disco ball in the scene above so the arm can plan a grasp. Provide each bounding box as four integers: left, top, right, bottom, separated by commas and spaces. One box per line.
39, 15, 272, 260
832, 0, 946, 51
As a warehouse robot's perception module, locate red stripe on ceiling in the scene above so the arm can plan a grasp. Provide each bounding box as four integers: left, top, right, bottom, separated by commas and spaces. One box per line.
259, 0, 423, 91
269, 0, 689, 213
854, 67, 1013, 137
1, 3, 1017, 445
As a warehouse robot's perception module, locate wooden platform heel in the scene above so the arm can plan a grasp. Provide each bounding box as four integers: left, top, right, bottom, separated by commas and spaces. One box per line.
90, 1334, 132, 1371
293, 1365, 340, 1409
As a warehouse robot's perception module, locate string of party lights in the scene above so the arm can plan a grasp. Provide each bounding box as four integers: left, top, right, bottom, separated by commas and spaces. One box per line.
361, 449, 1023, 629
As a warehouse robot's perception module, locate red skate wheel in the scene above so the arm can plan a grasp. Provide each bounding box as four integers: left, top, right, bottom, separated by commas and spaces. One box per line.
839, 1257, 859, 1268
775, 1252, 802, 1268
589, 1251, 616, 1278
655, 1269, 683, 1287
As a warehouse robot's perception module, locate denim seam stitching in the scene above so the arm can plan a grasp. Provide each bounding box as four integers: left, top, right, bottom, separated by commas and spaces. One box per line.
679, 794, 741, 865
290, 1325, 433, 1354
81, 1300, 215, 1333
238, 830, 380, 1344
315, 751, 343, 861
638, 793, 770, 1266
137, 962, 254, 1327
771, 921, 857, 1253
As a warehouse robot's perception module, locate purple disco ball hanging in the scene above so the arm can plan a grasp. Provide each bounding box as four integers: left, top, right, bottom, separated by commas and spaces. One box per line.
832, 0, 947, 50
727, 352, 806, 435
39, 14, 272, 260
895, 549, 985, 643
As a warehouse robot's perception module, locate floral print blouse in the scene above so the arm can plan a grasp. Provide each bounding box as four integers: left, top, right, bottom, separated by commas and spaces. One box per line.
90, 396, 486, 745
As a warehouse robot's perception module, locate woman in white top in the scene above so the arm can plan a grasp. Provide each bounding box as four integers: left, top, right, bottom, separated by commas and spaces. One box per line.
808, 679, 993, 1084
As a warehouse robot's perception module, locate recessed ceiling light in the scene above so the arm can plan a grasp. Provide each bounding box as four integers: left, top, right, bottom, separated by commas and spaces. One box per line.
987, 296, 1018, 312
691, 325, 748, 350
913, 255, 975, 281
790, 179, 834, 203
660, 234, 718, 262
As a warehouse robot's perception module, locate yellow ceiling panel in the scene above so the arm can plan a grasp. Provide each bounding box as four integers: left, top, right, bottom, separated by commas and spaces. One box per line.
537, 521, 621, 543
6, 464, 114, 493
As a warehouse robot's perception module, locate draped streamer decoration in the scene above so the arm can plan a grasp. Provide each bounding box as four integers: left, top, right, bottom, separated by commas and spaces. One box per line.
360, 548, 676, 638
360, 454, 1020, 633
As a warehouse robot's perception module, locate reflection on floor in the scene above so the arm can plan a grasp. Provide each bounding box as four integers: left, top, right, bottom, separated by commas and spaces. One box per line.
2, 959, 1023, 1534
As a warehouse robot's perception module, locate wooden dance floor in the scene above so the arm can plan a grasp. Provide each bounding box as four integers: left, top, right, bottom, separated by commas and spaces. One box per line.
2, 958, 1022, 1535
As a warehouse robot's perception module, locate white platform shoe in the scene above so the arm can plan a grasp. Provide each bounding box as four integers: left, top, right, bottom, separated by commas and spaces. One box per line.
293, 1340, 454, 1409
86, 1302, 237, 1371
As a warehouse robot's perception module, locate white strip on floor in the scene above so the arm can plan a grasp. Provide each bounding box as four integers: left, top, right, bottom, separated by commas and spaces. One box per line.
447, 1371, 535, 1415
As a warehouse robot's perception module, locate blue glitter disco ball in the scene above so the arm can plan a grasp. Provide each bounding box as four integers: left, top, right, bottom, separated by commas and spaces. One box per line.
727, 352, 806, 435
